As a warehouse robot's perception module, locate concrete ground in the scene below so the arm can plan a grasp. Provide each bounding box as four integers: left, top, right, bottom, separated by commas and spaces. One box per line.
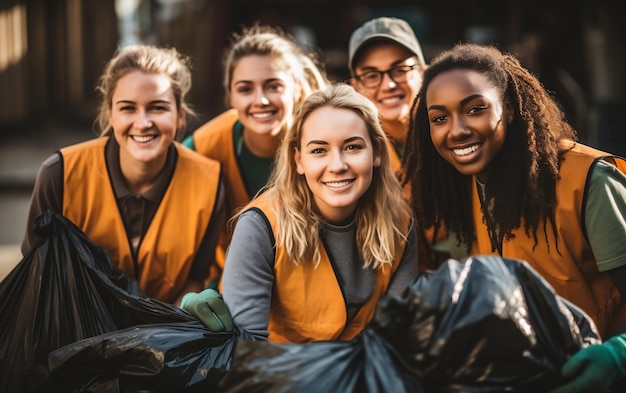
0, 124, 91, 282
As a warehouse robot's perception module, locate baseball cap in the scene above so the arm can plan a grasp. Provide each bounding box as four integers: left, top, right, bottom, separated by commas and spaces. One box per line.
348, 17, 426, 72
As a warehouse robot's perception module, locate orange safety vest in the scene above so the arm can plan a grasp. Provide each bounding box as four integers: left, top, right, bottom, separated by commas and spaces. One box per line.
470, 140, 626, 337
61, 138, 222, 303
192, 109, 249, 278
246, 193, 409, 343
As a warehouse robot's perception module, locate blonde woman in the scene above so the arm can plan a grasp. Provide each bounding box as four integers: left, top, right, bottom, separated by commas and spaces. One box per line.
185, 84, 419, 342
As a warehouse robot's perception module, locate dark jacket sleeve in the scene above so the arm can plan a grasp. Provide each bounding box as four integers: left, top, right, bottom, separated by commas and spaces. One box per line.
22, 152, 63, 255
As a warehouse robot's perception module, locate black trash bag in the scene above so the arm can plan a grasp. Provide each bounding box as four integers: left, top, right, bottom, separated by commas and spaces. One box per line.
370, 255, 601, 392
219, 327, 424, 393
0, 210, 242, 392
49, 323, 253, 393
219, 255, 601, 393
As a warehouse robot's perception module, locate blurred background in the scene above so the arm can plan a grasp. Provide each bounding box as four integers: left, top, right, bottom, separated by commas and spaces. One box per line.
0, 0, 625, 278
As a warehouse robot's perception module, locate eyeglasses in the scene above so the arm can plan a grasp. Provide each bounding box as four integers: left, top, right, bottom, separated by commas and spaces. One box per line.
355, 64, 418, 88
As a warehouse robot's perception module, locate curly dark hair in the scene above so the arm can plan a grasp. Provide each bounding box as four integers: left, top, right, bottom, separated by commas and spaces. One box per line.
402, 43, 577, 253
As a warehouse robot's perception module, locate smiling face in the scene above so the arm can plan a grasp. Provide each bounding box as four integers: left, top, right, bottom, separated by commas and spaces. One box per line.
229, 54, 298, 139
426, 69, 510, 183
109, 70, 183, 168
294, 106, 381, 225
352, 42, 422, 131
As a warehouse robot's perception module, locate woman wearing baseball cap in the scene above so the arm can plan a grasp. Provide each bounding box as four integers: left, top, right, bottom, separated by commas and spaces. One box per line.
348, 17, 426, 175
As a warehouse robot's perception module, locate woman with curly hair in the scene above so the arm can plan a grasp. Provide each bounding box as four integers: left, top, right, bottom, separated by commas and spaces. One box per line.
403, 42, 626, 392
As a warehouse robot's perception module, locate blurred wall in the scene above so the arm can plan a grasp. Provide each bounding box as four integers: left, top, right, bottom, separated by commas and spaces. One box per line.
0, 0, 118, 127
0, 0, 624, 154
0, 0, 229, 131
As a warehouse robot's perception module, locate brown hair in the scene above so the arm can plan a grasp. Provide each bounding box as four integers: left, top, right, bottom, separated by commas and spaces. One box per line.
222, 24, 329, 109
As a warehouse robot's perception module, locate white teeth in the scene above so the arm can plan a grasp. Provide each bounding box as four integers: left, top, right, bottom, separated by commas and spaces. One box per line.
251, 112, 273, 119
325, 180, 351, 188
132, 135, 156, 143
453, 144, 480, 156
380, 97, 401, 105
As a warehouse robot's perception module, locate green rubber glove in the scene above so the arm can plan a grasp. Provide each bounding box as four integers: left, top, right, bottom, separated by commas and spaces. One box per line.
548, 335, 626, 393
180, 289, 233, 332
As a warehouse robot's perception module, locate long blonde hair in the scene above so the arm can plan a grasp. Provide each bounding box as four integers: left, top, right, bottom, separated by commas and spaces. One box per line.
245, 84, 410, 269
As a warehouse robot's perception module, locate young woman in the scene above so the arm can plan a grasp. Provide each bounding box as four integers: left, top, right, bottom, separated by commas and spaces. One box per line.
182, 24, 330, 288
22, 45, 226, 305
185, 84, 419, 342
348, 16, 426, 174
403, 43, 626, 392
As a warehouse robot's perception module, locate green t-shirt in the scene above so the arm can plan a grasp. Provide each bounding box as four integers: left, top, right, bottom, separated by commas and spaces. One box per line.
585, 159, 626, 271
181, 134, 194, 149
232, 121, 275, 198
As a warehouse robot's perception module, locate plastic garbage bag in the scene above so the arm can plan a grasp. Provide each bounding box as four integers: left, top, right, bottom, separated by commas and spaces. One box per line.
49, 323, 250, 393
219, 255, 601, 393
221, 328, 423, 393
0, 210, 244, 392
372, 255, 601, 392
